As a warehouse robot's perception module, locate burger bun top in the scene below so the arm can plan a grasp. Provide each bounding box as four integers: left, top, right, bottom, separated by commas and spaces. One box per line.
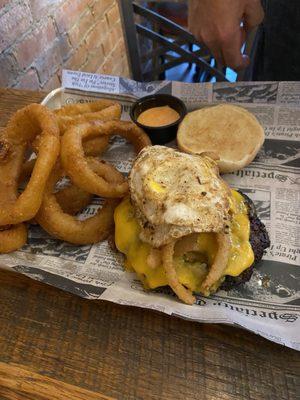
177, 104, 265, 173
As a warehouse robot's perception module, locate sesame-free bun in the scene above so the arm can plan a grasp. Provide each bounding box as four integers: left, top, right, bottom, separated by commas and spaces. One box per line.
177, 104, 265, 173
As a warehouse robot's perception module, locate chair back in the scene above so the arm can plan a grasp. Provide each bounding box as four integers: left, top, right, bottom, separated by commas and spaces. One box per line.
118, 1, 228, 82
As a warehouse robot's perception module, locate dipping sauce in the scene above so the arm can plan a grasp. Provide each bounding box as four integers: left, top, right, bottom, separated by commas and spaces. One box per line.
137, 106, 180, 127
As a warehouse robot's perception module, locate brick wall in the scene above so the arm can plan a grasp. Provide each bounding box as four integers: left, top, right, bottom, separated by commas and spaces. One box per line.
0, 0, 129, 91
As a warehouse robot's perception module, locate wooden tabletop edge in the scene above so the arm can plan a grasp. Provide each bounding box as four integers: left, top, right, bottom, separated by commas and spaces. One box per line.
0, 361, 116, 400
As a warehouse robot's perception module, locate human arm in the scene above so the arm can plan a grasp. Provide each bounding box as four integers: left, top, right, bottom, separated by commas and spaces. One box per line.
188, 0, 264, 70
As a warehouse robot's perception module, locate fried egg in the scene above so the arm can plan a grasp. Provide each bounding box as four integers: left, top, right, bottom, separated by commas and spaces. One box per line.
129, 146, 231, 247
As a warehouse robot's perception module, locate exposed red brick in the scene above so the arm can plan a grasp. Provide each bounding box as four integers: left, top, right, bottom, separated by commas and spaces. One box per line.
54, 0, 90, 33
85, 17, 107, 51
0, 0, 10, 8
64, 42, 88, 70
116, 56, 129, 77
42, 73, 61, 91
91, 0, 112, 21
15, 68, 40, 90
1, 0, 128, 90
116, 56, 126, 76
81, 50, 103, 73
110, 40, 125, 75
98, 55, 114, 75
109, 22, 123, 47
106, 3, 119, 27
13, 18, 56, 70
68, 8, 95, 47
119, 57, 129, 76
111, 39, 124, 58
35, 40, 63, 84
57, 34, 73, 61
101, 33, 115, 57
0, 53, 19, 87
122, 57, 129, 76
0, 2, 32, 52
29, 0, 63, 21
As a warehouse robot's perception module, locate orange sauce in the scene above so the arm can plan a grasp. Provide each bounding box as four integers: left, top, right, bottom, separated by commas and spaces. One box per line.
137, 106, 180, 127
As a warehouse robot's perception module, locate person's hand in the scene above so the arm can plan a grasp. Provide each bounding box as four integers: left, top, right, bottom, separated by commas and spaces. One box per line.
188, 0, 264, 71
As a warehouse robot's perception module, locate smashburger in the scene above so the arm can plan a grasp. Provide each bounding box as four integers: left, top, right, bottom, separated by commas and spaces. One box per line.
114, 146, 270, 304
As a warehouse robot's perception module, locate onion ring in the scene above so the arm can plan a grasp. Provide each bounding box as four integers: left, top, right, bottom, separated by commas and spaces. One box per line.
61, 121, 151, 198
54, 100, 120, 158
147, 248, 162, 269
20, 151, 122, 221
36, 159, 124, 244
55, 99, 120, 117
174, 233, 200, 257
57, 157, 125, 215
0, 104, 60, 226
55, 101, 122, 133
86, 156, 125, 183
200, 233, 231, 295
55, 184, 93, 215
19, 158, 36, 183
36, 194, 117, 244
20, 133, 109, 184
19, 157, 123, 216
162, 241, 195, 305
82, 136, 109, 157
19, 159, 92, 215
0, 224, 27, 253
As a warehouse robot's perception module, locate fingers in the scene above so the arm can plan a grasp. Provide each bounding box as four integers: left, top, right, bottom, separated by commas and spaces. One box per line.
244, 0, 264, 31
187, 0, 265, 71
205, 25, 247, 71
205, 41, 225, 66
191, 19, 249, 71
220, 26, 249, 71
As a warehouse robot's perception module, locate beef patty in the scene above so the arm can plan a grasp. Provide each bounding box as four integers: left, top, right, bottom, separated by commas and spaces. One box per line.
221, 192, 270, 290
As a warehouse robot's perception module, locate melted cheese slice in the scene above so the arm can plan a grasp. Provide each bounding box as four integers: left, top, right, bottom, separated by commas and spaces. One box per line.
114, 190, 254, 293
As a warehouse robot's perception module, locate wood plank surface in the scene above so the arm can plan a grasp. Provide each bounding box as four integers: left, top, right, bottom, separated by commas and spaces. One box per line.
1, 269, 299, 400
0, 362, 115, 400
0, 89, 299, 400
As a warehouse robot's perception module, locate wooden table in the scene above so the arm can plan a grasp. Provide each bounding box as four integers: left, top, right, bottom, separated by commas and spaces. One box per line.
0, 89, 299, 400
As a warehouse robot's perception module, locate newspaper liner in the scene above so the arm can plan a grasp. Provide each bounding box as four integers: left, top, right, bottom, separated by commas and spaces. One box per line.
0, 70, 299, 350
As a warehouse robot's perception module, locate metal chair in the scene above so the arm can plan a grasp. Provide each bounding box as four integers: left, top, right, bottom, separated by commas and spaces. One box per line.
118, 1, 229, 82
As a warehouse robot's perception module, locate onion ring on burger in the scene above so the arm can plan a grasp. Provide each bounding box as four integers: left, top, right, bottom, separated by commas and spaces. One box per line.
174, 233, 200, 257
200, 233, 231, 295
162, 241, 196, 305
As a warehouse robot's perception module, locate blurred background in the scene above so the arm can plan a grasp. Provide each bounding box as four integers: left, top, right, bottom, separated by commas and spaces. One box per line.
0, 0, 129, 91
0, 1, 244, 92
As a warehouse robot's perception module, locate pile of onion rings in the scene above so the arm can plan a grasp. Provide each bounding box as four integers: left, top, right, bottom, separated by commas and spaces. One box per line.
0, 99, 230, 306
0, 100, 151, 253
